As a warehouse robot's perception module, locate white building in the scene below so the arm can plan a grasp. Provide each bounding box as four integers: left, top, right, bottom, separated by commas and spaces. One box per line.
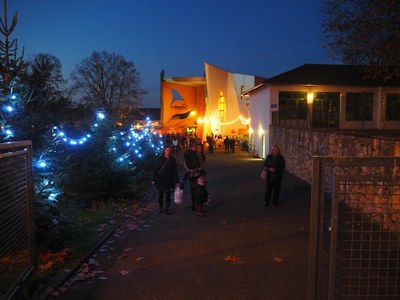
244, 64, 400, 159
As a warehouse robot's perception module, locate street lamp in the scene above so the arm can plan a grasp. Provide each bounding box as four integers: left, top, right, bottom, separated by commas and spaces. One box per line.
307, 92, 314, 128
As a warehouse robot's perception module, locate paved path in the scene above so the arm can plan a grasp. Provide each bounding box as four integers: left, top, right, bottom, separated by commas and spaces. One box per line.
55, 150, 311, 300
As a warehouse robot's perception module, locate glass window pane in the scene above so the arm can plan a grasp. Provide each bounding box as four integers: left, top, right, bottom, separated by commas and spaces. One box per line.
278, 92, 307, 120
386, 94, 400, 121
346, 93, 374, 121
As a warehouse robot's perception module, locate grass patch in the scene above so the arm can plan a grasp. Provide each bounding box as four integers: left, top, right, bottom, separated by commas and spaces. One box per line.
19, 199, 138, 299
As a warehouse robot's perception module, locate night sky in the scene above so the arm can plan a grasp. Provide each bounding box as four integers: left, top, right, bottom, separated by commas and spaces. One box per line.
9, 0, 332, 107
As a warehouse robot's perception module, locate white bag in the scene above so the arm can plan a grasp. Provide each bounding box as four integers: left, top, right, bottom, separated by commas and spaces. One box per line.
174, 186, 183, 206
260, 170, 267, 180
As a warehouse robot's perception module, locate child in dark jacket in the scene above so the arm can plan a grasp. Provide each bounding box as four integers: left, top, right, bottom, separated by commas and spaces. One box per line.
193, 176, 209, 217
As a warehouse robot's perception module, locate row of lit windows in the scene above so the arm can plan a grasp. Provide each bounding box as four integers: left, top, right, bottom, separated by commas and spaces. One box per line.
278, 92, 400, 122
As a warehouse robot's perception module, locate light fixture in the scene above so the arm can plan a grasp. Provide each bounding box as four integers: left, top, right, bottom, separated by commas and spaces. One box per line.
307, 92, 314, 104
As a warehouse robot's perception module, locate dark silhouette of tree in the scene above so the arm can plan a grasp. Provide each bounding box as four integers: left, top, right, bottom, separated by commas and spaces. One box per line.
322, 0, 400, 80
71, 51, 145, 120
25, 53, 66, 97
0, 0, 25, 93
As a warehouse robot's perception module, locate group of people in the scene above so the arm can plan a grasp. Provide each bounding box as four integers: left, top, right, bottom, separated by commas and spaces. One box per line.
164, 132, 199, 154
152, 142, 209, 217
223, 136, 236, 154
152, 136, 286, 216
204, 134, 237, 154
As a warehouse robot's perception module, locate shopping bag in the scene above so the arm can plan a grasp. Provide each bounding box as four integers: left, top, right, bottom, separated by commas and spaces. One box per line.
174, 186, 183, 206
260, 170, 267, 180
206, 195, 211, 206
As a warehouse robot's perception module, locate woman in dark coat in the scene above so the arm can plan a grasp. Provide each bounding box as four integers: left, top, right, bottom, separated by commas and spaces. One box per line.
152, 146, 179, 214
196, 143, 206, 176
263, 145, 285, 207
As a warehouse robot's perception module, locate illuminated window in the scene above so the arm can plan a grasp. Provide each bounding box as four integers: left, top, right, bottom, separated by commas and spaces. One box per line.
346, 93, 373, 121
218, 90, 226, 122
278, 92, 307, 120
312, 92, 340, 128
386, 94, 400, 121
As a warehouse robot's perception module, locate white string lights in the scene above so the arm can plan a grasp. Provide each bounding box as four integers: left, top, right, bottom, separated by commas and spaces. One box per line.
197, 115, 250, 126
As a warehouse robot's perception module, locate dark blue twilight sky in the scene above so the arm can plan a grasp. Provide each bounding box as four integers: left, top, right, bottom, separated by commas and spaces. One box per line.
8, 0, 333, 107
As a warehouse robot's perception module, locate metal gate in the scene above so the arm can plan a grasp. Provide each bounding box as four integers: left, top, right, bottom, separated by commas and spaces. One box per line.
308, 156, 400, 300
0, 141, 35, 300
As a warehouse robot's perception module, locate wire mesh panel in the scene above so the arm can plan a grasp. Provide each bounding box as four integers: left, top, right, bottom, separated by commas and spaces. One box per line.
335, 179, 400, 299
0, 141, 34, 300
308, 157, 400, 300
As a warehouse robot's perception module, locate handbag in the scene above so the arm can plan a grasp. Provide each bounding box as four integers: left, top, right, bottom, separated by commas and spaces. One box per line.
260, 170, 267, 180
174, 186, 183, 206
154, 157, 170, 184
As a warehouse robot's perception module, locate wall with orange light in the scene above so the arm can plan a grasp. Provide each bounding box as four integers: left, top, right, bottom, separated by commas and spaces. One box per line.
161, 81, 205, 135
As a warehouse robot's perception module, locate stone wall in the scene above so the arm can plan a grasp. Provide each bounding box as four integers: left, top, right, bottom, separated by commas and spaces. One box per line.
270, 126, 400, 183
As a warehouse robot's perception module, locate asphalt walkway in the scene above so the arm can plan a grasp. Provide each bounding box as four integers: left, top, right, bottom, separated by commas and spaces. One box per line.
55, 149, 311, 300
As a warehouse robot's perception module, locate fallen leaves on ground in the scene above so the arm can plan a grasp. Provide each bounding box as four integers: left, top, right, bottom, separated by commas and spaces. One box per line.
224, 255, 241, 262
38, 248, 71, 273
0, 249, 29, 267
58, 257, 107, 294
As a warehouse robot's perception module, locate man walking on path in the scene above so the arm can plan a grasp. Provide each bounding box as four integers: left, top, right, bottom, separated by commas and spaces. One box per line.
263, 145, 286, 207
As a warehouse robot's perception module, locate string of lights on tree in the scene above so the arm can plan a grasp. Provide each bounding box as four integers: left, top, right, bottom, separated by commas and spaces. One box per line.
1, 90, 164, 203
0, 89, 19, 139
38, 114, 164, 168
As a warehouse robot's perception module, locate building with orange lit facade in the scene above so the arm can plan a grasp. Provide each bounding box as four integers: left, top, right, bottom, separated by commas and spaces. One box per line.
160, 63, 263, 141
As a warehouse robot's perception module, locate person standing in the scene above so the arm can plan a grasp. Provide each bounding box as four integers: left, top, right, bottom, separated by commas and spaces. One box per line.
172, 137, 179, 154
230, 137, 236, 153
263, 145, 285, 207
193, 176, 209, 217
224, 136, 230, 154
207, 135, 214, 154
183, 143, 201, 211
152, 146, 179, 214
196, 143, 206, 176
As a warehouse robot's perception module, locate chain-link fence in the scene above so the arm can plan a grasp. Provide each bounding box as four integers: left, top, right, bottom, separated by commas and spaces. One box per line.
308, 157, 400, 300
0, 141, 35, 300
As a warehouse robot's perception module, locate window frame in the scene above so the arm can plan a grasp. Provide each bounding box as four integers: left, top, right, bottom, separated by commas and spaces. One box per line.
278, 91, 307, 120
345, 92, 374, 121
386, 93, 400, 121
